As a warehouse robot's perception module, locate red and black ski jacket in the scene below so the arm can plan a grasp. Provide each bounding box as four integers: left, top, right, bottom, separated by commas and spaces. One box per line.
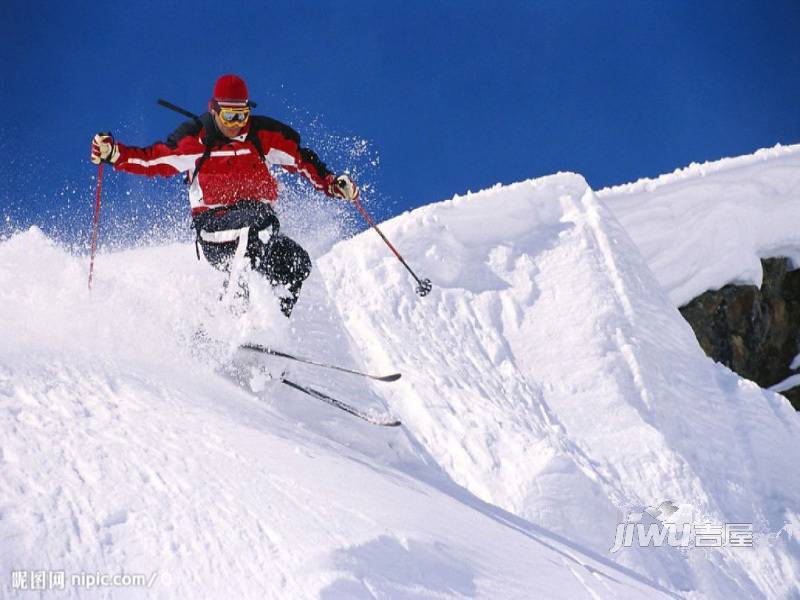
113, 113, 336, 216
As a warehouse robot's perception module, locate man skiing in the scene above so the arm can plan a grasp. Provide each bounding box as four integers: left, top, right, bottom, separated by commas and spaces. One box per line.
90, 74, 359, 317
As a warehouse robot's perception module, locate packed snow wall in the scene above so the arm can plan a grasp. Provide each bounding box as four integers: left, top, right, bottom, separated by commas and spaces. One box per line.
320, 172, 800, 597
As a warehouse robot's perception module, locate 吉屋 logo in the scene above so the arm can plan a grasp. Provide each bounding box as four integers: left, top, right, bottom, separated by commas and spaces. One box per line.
610, 500, 753, 553
644, 500, 679, 521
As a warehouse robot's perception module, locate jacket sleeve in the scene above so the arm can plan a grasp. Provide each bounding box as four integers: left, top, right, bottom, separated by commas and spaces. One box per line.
254, 120, 336, 195
114, 120, 203, 177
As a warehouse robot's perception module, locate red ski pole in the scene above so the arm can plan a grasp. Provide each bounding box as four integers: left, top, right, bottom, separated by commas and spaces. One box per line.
352, 198, 432, 297
88, 163, 104, 290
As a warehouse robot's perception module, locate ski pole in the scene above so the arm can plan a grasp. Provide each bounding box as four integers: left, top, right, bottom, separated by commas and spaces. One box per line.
156, 97, 257, 122
352, 198, 432, 297
88, 162, 104, 290
157, 98, 199, 120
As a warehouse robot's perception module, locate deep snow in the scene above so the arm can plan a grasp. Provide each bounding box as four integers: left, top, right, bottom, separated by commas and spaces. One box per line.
2, 147, 800, 599
599, 143, 800, 307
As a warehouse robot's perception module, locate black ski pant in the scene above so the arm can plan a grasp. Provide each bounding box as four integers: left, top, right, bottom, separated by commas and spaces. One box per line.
194, 201, 311, 317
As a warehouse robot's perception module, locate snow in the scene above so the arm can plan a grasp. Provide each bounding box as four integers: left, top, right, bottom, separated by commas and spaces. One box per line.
2, 150, 800, 598
322, 173, 800, 597
770, 374, 800, 394
599, 143, 800, 307
0, 229, 671, 599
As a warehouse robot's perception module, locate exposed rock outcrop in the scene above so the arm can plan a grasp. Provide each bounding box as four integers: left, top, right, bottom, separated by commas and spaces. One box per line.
680, 257, 800, 409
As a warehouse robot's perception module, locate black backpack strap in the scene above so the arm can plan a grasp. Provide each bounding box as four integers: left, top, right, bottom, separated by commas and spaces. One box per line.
192, 113, 221, 180
247, 127, 266, 163
193, 146, 214, 182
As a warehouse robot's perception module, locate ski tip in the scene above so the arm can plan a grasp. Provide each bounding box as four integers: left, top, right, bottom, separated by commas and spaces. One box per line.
377, 373, 402, 382
382, 420, 402, 427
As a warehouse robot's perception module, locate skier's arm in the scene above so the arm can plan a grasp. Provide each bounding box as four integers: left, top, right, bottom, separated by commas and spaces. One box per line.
256, 126, 338, 195
113, 141, 199, 177
290, 146, 336, 195
270, 131, 359, 201
92, 120, 203, 178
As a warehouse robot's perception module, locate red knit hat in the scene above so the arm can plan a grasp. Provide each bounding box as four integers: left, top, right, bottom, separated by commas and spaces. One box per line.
211, 74, 249, 107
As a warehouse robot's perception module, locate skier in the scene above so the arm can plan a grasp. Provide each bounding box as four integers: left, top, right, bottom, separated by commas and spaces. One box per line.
90, 74, 359, 317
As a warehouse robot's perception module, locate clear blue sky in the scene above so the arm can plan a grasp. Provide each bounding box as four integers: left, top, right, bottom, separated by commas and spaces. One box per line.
2, 0, 799, 244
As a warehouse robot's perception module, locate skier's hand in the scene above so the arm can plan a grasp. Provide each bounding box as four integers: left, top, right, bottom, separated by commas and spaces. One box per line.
330, 174, 359, 202
90, 133, 120, 165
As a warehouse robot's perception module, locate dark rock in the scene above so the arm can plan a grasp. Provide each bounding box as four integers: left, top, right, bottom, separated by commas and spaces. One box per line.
679, 257, 800, 410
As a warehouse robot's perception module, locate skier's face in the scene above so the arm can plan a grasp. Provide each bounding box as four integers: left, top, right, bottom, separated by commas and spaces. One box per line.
213, 108, 248, 138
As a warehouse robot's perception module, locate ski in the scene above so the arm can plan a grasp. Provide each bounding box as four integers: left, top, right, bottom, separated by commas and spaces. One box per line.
281, 378, 401, 427
240, 343, 401, 382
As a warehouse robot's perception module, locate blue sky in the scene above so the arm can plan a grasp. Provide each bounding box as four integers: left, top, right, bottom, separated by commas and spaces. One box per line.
2, 0, 799, 244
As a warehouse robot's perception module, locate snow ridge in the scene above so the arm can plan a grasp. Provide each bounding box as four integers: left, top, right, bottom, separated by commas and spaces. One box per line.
600, 143, 800, 305
322, 172, 800, 598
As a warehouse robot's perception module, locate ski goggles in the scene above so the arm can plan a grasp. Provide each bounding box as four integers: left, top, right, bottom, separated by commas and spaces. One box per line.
218, 106, 250, 125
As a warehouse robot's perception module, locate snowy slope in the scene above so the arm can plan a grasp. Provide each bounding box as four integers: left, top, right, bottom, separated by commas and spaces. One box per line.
320, 174, 800, 598
0, 230, 671, 599
2, 159, 800, 599
598, 143, 800, 306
